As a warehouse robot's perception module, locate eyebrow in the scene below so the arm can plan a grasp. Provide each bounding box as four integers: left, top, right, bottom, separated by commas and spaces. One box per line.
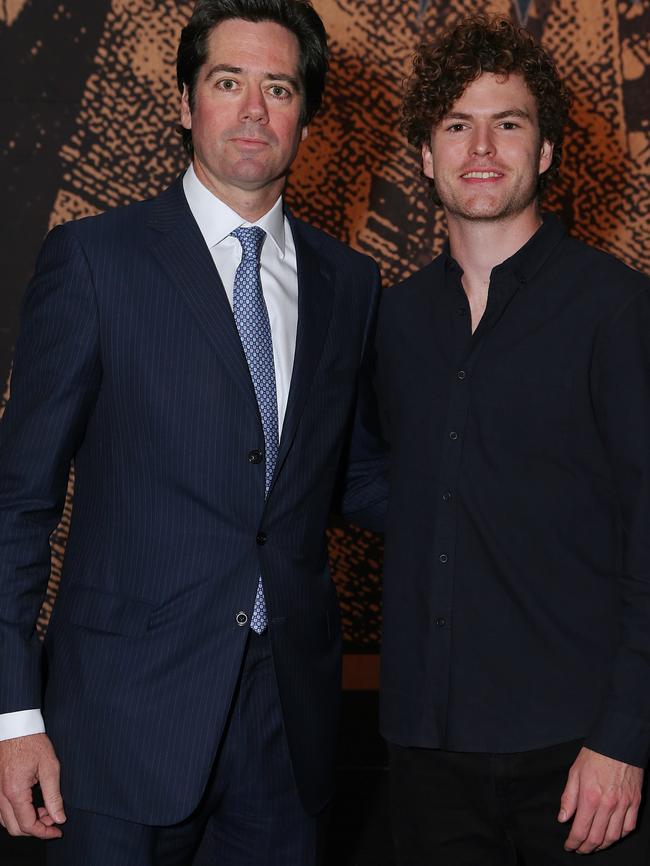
205, 64, 301, 90
444, 108, 532, 121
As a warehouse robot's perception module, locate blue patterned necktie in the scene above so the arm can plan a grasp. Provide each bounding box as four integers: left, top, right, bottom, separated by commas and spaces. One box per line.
231, 226, 278, 634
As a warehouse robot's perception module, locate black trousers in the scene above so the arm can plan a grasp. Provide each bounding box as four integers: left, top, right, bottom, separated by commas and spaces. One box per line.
389, 738, 650, 866
45, 631, 324, 866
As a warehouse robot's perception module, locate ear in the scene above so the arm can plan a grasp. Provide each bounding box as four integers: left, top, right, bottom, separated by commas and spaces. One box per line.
300, 126, 309, 142
422, 141, 434, 180
538, 138, 553, 175
180, 84, 192, 131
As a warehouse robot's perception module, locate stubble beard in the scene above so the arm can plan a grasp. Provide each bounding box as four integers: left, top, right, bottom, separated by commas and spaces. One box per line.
437, 172, 539, 224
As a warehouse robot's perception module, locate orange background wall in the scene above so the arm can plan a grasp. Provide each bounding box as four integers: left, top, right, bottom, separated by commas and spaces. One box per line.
1, 0, 648, 686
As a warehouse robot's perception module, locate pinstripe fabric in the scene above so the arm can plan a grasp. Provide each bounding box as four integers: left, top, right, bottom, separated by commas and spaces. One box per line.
0, 177, 381, 825
45, 633, 321, 866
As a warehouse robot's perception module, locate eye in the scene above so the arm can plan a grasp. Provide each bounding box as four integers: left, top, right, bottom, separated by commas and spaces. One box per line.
447, 123, 467, 133
269, 84, 291, 99
217, 78, 237, 91
499, 121, 520, 130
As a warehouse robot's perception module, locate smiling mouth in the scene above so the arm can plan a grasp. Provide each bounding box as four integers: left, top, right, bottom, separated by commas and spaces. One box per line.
461, 171, 503, 179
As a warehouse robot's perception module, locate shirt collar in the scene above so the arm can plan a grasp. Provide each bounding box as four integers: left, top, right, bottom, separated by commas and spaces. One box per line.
441, 240, 460, 275
183, 163, 286, 258
489, 213, 566, 283
442, 213, 566, 285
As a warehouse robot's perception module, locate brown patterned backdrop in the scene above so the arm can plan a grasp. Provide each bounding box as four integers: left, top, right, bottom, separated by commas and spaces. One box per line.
1, 0, 648, 689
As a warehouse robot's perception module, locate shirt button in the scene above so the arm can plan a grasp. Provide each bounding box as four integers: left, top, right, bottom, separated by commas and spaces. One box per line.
435, 617, 446, 627
248, 449, 263, 464
256, 532, 268, 545
236, 611, 248, 626
457, 370, 466, 380
439, 553, 448, 563
449, 431, 458, 440
442, 490, 452, 502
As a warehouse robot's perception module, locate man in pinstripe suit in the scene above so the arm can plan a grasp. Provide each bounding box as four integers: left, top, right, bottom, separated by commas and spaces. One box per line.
0, 1, 381, 863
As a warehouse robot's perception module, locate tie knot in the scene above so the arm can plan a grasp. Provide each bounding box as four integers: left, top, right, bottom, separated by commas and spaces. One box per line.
231, 226, 266, 262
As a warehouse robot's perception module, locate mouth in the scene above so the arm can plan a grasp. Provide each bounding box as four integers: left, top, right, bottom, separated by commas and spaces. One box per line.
230, 136, 270, 150
461, 170, 503, 180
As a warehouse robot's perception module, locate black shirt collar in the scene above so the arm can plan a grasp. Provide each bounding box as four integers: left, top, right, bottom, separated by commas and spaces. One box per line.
442, 212, 566, 285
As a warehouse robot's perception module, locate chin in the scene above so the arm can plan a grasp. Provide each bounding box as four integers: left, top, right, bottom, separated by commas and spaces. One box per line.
447, 204, 504, 221
450, 194, 534, 222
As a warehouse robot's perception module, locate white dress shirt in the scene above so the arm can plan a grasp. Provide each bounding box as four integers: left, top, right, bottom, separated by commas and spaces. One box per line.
0, 709, 45, 740
0, 165, 299, 741
183, 163, 298, 435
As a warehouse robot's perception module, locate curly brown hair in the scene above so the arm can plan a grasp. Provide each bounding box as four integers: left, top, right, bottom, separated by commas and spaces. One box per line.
401, 14, 571, 202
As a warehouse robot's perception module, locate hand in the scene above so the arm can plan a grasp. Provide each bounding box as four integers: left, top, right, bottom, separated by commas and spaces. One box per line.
0, 733, 66, 839
558, 746, 643, 853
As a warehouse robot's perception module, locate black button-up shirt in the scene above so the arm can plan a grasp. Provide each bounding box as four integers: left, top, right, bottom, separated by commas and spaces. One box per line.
375, 215, 650, 767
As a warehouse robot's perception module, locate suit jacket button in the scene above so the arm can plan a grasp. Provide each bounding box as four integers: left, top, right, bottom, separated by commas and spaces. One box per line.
236, 612, 248, 626
256, 532, 268, 545
248, 450, 263, 464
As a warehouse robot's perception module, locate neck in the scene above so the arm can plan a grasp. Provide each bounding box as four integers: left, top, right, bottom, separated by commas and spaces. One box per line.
447, 206, 542, 292
446, 205, 543, 334
193, 159, 285, 222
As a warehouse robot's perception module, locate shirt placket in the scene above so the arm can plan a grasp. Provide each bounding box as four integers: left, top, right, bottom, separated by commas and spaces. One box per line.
427, 266, 516, 740
427, 271, 473, 737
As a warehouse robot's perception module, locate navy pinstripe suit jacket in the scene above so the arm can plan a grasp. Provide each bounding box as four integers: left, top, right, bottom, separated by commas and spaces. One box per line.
0, 178, 380, 824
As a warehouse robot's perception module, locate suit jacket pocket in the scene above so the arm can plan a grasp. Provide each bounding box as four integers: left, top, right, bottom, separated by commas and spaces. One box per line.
59, 584, 155, 637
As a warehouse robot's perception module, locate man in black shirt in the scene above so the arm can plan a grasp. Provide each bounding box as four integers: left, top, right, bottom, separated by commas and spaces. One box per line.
371, 14, 650, 865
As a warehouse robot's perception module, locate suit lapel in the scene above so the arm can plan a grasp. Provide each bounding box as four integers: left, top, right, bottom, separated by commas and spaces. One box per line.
146, 184, 335, 490
146, 178, 259, 419
271, 215, 334, 489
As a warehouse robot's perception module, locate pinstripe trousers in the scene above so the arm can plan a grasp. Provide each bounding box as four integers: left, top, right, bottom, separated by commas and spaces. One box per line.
45, 631, 324, 866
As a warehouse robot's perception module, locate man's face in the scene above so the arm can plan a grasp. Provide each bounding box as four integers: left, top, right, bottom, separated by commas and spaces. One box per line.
180, 18, 308, 208
422, 72, 553, 224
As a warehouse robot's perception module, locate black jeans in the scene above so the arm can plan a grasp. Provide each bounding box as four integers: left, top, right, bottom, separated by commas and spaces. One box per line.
389, 739, 650, 865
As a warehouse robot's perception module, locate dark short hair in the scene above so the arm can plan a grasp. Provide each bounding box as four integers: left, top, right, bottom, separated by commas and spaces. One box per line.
401, 14, 572, 202
177, 0, 329, 156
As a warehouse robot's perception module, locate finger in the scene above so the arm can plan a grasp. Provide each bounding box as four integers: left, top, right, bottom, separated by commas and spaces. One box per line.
577, 800, 617, 854
13, 797, 43, 836
558, 770, 579, 823
622, 802, 640, 836
13, 796, 62, 840
37, 805, 57, 827
39, 756, 66, 824
596, 806, 626, 851
0, 802, 27, 838
564, 798, 596, 851
3, 778, 37, 833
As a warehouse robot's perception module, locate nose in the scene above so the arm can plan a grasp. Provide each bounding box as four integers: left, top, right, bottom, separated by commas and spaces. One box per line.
470, 123, 495, 157
240, 85, 269, 124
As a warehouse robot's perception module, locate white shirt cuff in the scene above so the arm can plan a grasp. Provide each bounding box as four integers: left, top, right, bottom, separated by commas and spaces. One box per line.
0, 709, 46, 741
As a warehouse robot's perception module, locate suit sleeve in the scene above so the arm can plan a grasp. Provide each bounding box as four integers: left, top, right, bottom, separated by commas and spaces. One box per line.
585, 284, 650, 767
340, 259, 389, 533
0, 223, 102, 714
